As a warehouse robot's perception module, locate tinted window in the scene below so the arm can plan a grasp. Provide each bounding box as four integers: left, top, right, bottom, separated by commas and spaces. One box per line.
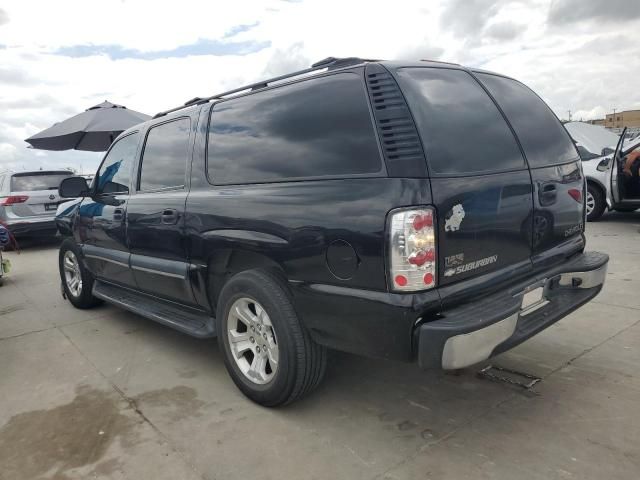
139, 118, 191, 191
11, 172, 72, 191
207, 73, 381, 185
96, 133, 139, 194
396, 68, 525, 175
477, 74, 578, 167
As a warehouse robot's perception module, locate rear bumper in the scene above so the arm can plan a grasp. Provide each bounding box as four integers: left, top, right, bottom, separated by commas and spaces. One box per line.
416, 251, 608, 369
4, 217, 57, 236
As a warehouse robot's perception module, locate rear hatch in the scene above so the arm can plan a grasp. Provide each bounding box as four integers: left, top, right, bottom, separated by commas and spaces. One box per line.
7, 171, 72, 217
393, 66, 584, 288
394, 67, 535, 287
475, 73, 585, 269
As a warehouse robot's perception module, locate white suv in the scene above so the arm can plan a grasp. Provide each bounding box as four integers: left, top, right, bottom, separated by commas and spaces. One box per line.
0, 170, 72, 236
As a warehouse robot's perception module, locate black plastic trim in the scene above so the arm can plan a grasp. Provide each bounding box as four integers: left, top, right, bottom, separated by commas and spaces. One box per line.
364, 63, 428, 178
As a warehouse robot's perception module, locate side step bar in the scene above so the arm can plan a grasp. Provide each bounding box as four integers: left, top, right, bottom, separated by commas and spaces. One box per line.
93, 280, 216, 338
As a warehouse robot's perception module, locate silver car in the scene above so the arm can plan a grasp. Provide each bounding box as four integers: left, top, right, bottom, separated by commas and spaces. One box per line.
0, 170, 72, 236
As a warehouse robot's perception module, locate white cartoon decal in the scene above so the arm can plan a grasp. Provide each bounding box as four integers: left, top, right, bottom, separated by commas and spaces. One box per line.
445, 204, 465, 232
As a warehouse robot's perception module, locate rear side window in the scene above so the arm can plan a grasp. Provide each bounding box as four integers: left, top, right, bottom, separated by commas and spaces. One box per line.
11, 172, 71, 191
396, 68, 525, 175
139, 118, 191, 191
476, 74, 578, 167
207, 73, 381, 185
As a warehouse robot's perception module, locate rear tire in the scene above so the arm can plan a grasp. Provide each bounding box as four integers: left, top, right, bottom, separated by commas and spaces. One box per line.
586, 184, 606, 222
59, 238, 102, 309
216, 269, 327, 406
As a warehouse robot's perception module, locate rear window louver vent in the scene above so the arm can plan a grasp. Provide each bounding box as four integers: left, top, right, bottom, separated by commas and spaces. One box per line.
365, 64, 428, 177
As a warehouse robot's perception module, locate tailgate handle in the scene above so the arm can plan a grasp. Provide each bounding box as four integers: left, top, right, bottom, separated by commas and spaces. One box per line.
161, 209, 179, 225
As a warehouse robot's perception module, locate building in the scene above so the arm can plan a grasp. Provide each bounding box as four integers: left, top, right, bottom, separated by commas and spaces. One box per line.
587, 118, 605, 126
603, 109, 640, 129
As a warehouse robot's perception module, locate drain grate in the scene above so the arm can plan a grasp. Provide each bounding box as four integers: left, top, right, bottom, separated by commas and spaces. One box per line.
477, 365, 541, 390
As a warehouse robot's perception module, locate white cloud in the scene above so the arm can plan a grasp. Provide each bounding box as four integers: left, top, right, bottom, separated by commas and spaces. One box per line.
0, 0, 639, 172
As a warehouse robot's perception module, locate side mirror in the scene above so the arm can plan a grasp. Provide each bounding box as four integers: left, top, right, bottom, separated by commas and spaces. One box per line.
59, 176, 90, 198
596, 158, 611, 172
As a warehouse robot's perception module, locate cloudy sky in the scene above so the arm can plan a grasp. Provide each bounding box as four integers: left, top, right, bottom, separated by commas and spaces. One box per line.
1, 0, 639, 173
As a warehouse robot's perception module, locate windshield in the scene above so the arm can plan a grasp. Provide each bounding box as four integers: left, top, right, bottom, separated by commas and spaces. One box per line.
576, 145, 600, 161
564, 122, 619, 158
10, 172, 72, 192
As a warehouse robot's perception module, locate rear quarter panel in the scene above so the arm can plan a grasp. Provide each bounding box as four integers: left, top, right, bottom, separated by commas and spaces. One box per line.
185, 178, 432, 309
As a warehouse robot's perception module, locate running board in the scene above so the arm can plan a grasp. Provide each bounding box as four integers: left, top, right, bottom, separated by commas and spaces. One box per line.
93, 280, 216, 338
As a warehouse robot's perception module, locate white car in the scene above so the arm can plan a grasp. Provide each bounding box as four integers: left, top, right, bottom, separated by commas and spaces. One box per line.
0, 170, 73, 236
565, 122, 640, 221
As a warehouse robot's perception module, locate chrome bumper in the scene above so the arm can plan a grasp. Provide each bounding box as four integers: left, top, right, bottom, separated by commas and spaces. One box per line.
417, 252, 609, 370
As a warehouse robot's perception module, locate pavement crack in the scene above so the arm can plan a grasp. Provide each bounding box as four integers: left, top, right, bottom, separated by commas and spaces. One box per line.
0, 318, 101, 342
591, 299, 640, 311
542, 316, 640, 380
0, 326, 56, 341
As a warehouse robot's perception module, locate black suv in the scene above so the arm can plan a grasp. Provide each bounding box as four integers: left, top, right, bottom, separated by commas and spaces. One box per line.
57, 57, 608, 406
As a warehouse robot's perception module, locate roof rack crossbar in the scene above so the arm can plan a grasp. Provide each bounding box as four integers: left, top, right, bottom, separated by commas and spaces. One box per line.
153, 56, 375, 118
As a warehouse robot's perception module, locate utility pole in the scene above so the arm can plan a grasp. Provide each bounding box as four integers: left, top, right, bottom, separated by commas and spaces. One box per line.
567, 110, 572, 122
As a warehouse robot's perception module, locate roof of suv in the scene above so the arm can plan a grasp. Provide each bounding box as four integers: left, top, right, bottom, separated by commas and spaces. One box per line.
115, 57, 515, 144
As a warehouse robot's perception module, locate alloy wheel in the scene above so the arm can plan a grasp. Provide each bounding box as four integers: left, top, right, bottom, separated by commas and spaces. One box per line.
227, 297, 279, 385
586, 191, 595, 216
63, 250, 83, 297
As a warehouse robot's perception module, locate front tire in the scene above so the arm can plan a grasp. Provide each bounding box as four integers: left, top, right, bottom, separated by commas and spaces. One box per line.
586, 184, 606, 221
59, 238, 102, 309
216, 270, 326, 406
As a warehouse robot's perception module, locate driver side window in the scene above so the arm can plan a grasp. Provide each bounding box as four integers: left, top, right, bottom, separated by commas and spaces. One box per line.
96, 133, 139, 195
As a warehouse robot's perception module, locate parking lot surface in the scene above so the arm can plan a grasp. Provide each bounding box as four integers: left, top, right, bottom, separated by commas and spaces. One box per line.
1, 214, 639, 480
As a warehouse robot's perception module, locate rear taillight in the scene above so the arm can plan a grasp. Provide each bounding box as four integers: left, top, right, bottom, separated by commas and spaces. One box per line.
388, 207, 437, 292
568, 188, 582, 203
0, 195, 29, 206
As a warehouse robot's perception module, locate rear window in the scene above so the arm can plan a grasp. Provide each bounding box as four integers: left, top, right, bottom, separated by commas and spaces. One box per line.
207, 73, 382, 185
139, 118, 191, 191
396, 68, 525, 175
476, 73, 578, 167
11, 172, 71, 192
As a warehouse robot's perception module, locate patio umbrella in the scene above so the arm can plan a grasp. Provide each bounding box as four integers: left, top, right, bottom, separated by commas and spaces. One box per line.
25, 101, 150, 152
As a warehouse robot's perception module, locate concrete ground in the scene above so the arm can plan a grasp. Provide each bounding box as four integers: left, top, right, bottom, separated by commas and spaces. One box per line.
1, 213, 639, 480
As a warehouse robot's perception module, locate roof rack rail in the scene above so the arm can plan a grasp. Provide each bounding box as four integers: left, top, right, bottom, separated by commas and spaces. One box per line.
419, 58, 460, 66
153, 56, 377, 118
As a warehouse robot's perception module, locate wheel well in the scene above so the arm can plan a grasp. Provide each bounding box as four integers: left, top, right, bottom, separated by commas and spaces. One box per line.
587, 179, 605, 198
205, 249, 287, 315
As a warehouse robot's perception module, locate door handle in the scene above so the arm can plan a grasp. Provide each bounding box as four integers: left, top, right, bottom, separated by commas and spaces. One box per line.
113, 208, 124, 221
161, 209, 179, 225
